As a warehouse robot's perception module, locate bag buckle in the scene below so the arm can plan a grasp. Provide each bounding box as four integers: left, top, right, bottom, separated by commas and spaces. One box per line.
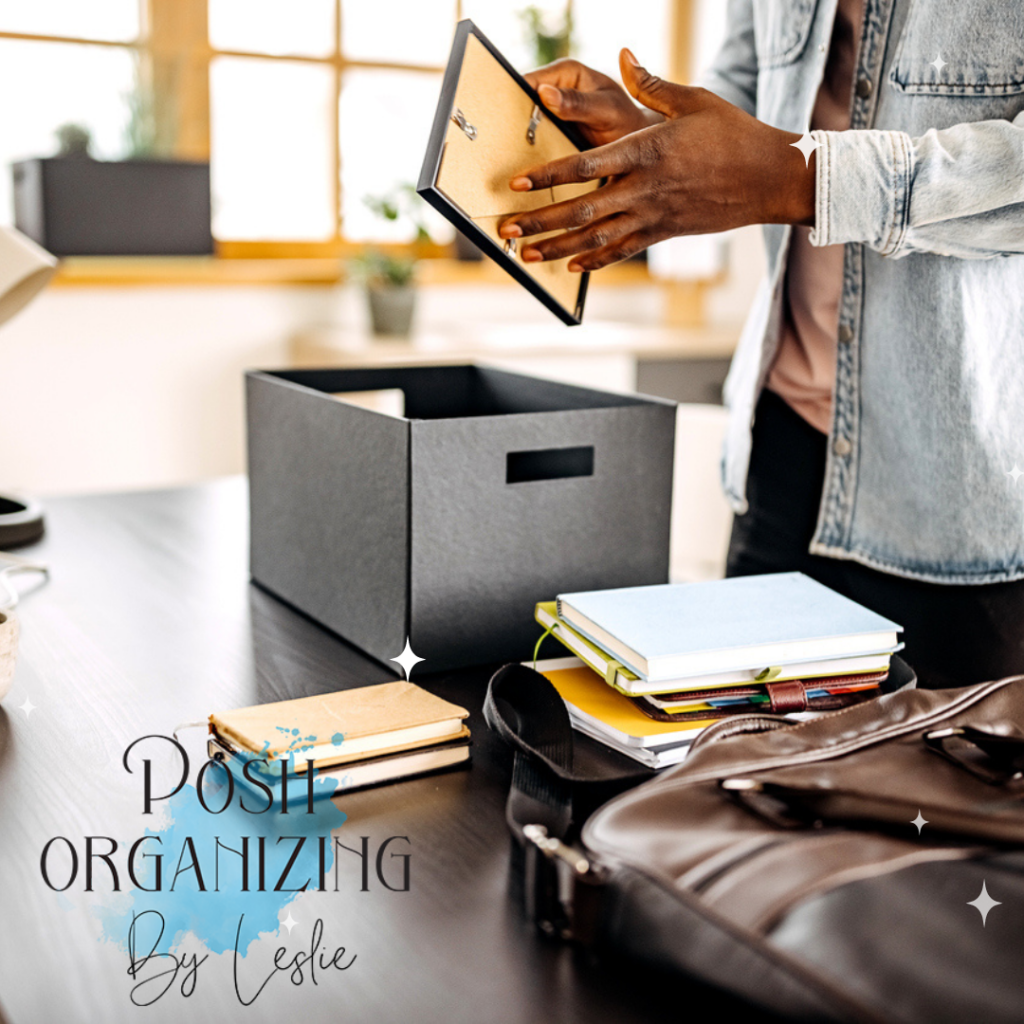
924, 726, 1024, 785
720, 777, 826, 829
522, 824, 595, 941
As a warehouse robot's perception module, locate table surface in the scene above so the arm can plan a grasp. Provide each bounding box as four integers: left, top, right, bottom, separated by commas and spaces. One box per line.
0, 478, 762, 1024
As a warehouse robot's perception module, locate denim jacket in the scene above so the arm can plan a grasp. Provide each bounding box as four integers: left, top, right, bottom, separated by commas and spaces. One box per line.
705, 0, 1024, 583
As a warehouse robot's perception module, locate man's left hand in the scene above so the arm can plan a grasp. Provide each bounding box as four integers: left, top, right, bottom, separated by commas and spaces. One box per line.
499, 50, 816, 272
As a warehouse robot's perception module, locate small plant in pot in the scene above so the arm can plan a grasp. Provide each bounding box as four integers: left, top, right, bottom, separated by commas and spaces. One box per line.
519, 4, 574, 66
54, 122, 94, 159
352, 184, 432, 338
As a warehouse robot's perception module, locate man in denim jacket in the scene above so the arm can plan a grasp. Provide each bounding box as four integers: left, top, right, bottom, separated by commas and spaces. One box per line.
499, 1, 1024, 686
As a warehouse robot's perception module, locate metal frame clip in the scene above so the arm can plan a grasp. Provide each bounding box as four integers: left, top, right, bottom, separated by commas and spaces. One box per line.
451, 107, 477, 140
526, 104, 542, 144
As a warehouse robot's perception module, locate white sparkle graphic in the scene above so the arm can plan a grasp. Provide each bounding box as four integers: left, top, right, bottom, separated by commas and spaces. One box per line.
967, 881, 1001, 926
281, 909, 298, 935
911, 810, 928, 835
790, 132, 821, 167
1006, 464, 1024, 485
17, 696, 36, 718
930, 54, 947, 74
390, 638, 425, 680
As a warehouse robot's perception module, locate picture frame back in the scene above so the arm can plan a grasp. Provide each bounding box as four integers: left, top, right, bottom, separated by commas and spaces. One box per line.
418, 20, 599, 326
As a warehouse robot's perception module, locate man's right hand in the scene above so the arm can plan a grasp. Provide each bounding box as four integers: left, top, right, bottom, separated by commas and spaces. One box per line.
524, 58, 662, 146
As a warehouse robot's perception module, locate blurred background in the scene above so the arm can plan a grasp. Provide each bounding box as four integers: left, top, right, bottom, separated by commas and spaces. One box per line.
0, 0, 765, 578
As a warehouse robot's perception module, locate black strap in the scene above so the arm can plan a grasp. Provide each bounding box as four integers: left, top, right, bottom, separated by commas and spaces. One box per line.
484, 663, 651, 844
485, 663, 652, 939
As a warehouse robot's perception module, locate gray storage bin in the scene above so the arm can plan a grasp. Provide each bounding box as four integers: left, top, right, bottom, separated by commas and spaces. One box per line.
246, 365, 676, 672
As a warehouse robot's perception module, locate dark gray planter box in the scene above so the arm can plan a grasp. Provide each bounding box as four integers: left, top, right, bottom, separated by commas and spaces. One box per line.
12, 157, 213, 256
246, 365, 676, 673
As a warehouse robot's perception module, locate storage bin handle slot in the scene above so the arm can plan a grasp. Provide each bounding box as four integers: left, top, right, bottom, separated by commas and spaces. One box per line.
507, 446, 594, 484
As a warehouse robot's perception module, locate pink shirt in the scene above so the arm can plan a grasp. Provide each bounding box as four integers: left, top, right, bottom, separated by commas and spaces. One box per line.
767, 0, 865, 434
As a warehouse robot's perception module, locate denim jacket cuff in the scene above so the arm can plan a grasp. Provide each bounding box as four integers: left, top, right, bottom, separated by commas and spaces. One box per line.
808, 129, 915, 256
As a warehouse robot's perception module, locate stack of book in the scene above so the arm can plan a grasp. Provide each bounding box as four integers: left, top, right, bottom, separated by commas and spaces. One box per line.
534, 572, 902, 769
207, 681, 471, 806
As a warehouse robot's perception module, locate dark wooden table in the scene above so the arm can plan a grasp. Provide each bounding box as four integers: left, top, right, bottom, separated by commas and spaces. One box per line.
0, 478, 753, 1024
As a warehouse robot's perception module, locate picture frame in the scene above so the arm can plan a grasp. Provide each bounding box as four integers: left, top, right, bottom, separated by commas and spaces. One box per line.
417, 19, 595, 326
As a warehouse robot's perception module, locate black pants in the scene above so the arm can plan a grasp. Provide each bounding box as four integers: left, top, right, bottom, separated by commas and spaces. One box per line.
726, 389, 1024, 688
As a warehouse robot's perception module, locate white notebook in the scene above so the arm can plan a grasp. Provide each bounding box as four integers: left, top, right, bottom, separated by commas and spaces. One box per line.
557, 573, 901, 683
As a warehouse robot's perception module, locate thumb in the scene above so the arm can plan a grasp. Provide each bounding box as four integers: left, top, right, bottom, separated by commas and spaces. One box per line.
619, 49, 699, 119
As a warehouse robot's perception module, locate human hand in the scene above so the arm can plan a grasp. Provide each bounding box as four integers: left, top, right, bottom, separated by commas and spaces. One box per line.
501, 50, 815, 271
524, 57, 661, 147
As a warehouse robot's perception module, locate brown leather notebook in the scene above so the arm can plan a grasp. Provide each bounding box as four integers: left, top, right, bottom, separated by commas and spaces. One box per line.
209, 681, 470, 773
631, 679, 883, 723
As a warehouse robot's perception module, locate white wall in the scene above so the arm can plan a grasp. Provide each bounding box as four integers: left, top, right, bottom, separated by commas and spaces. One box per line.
0, 231, 763, 498
0, 277, 668, 496
2, 285, 322, 495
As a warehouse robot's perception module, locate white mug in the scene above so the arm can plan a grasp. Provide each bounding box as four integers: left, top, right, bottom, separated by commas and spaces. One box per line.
0, 556, 46, 701
0, 610, 18, 701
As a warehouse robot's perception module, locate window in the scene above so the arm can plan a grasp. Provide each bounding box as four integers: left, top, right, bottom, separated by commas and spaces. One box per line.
0, 0, 697, 257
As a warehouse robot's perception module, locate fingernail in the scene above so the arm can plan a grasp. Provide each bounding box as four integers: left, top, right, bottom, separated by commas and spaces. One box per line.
538, 83, 560, 110
499, 223, 522, 239
568, 262, 583, 273
522, 248, 543, 262
510, 176, 533, 191
623, 48, 639, 67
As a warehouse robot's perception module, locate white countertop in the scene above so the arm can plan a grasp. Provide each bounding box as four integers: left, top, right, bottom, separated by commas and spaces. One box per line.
290, 320, 739, 367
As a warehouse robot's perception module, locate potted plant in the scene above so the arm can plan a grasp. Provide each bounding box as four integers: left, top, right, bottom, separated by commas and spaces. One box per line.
352, 184, 432, 338
519, 4, 574, 66
54, 123, 94, 159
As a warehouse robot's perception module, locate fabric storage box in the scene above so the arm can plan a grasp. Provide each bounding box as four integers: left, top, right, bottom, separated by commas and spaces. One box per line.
246, 365, 676, 672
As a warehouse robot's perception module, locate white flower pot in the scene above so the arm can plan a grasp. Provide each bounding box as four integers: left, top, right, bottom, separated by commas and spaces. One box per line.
367, 284, 417, 337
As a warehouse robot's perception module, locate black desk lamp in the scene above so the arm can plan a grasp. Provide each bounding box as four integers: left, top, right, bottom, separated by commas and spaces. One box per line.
0, 226, 56, 548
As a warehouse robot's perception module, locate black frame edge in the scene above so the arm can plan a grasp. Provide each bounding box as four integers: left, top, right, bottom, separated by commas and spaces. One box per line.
417, 19, 591, 327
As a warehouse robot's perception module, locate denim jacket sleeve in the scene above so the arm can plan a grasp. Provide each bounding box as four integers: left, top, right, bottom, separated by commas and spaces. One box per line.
696, 0, 757, 117
809, 115, 1024, 259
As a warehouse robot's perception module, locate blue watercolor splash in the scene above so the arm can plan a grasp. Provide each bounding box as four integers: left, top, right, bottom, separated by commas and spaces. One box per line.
98, 771, 347, 957
265, 728, 344, 770
274, 730, 345, 770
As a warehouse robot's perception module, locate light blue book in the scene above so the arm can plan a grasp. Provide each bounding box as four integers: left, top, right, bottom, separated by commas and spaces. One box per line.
556, 573, 902, 683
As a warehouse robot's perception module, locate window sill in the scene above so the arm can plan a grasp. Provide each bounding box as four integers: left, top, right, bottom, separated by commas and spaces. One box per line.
52, 256, 343, 287
50, 255, 663, 289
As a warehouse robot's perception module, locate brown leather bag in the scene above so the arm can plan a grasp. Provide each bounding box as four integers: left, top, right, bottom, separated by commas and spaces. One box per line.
485, 660, 1024, 1023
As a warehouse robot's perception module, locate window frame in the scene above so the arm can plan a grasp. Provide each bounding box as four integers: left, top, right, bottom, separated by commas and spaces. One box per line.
1, 0, 697, 265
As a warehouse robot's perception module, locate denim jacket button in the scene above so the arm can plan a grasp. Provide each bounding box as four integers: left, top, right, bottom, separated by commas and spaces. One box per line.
833, 437, 853, 457
855, 76, 873, 99
838, 324, 854, 344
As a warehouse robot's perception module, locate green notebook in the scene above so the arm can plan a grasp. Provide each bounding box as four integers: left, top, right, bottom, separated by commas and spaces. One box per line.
534, 602, 892, 697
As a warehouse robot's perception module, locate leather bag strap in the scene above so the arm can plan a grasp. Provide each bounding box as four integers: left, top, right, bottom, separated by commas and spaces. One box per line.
483, 662, 651, 843
923, 725, 1024, 785
484, 662, 651, 939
